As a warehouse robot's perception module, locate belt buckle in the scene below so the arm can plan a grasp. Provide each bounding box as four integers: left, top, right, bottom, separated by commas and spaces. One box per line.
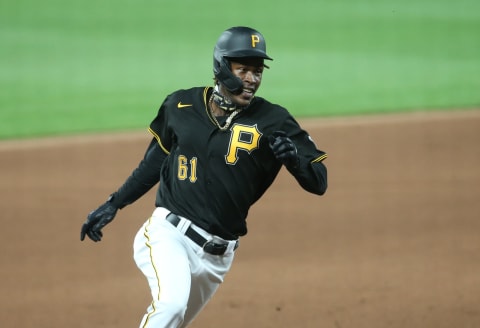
203, 240, 228, 256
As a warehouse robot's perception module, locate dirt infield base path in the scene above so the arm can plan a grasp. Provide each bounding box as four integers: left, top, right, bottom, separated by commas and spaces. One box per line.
1, 109, 479, 328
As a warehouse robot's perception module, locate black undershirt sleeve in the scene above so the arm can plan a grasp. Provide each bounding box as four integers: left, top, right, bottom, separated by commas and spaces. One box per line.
287, 158, 328, 195
109, 138, 167, 209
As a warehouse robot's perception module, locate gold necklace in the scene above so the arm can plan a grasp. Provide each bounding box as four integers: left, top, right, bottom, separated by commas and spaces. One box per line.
209, 95, 239, 131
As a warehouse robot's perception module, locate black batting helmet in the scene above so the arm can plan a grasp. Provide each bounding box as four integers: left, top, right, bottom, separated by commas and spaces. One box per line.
213, 26, 273, 94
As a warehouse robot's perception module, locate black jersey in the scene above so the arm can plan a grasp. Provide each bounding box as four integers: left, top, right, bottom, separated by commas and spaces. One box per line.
146, 86, 327, 239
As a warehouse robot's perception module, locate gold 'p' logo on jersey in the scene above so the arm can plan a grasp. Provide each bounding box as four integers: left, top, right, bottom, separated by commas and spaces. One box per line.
225, 123, 262, 165
251, 34, 260, 48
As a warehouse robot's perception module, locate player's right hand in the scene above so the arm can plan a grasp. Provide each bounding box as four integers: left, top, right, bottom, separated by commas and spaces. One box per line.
80, 198, 118, 242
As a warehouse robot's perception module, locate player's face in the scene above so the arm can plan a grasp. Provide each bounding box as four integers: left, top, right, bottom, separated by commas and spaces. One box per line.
228, 59, 264, 107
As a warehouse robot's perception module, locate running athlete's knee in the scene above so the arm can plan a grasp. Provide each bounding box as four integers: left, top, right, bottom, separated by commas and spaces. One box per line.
149, 300, 187, 326
164, 300, 187, 319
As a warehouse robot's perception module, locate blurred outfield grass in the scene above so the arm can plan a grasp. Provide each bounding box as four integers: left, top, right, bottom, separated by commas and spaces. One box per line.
1, 0, 479, 139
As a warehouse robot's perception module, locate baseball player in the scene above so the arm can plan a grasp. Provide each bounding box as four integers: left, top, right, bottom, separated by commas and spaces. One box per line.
81, 26, 328, 327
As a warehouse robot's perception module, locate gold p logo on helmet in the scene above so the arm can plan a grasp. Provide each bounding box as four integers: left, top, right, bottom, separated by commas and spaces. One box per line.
251, 34, 260, 48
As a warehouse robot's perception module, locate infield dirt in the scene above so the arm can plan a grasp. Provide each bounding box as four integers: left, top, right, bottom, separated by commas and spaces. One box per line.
1, 109, 479, 328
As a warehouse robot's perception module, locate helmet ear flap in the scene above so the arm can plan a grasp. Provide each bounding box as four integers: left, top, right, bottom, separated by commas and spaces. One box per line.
215, 57, 243, 95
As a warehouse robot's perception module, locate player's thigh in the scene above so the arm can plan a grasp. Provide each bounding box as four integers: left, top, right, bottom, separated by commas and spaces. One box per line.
134, 218, 192, 303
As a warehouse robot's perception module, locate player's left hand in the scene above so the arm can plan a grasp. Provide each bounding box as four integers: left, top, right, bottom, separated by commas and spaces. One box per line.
80, 198, 118, 242
268, 131, 299, 169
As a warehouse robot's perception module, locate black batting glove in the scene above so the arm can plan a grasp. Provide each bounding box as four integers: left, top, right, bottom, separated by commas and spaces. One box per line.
268, 131, 299, 169
80, 196, 118, 242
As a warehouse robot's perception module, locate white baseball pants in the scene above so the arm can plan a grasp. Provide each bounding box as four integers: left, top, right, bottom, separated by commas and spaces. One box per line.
133, 207, 236, 328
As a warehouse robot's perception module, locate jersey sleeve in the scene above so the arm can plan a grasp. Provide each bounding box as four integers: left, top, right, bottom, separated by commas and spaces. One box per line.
109, 94, 177, 209
148, 94, 176, 154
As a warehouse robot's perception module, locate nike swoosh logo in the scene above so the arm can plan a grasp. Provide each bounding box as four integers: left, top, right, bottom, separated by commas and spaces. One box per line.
177, 102, 193, 108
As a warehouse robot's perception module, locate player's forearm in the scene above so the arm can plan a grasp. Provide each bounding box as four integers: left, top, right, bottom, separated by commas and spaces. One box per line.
110, 172, 157, 209
288, 160, 328, 195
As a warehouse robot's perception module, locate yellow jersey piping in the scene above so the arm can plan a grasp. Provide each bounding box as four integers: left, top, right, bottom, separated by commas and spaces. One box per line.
148, 127, 170, 155
311, 153, 328, 163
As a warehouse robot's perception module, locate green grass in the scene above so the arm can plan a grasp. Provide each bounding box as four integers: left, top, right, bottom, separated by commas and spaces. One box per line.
1, 0, 479, 139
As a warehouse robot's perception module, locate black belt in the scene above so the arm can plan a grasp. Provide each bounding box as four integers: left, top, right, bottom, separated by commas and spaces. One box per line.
166, 213, 238, 256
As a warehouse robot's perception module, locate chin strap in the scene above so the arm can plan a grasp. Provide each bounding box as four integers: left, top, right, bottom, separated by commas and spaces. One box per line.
211, 84, 250, 113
